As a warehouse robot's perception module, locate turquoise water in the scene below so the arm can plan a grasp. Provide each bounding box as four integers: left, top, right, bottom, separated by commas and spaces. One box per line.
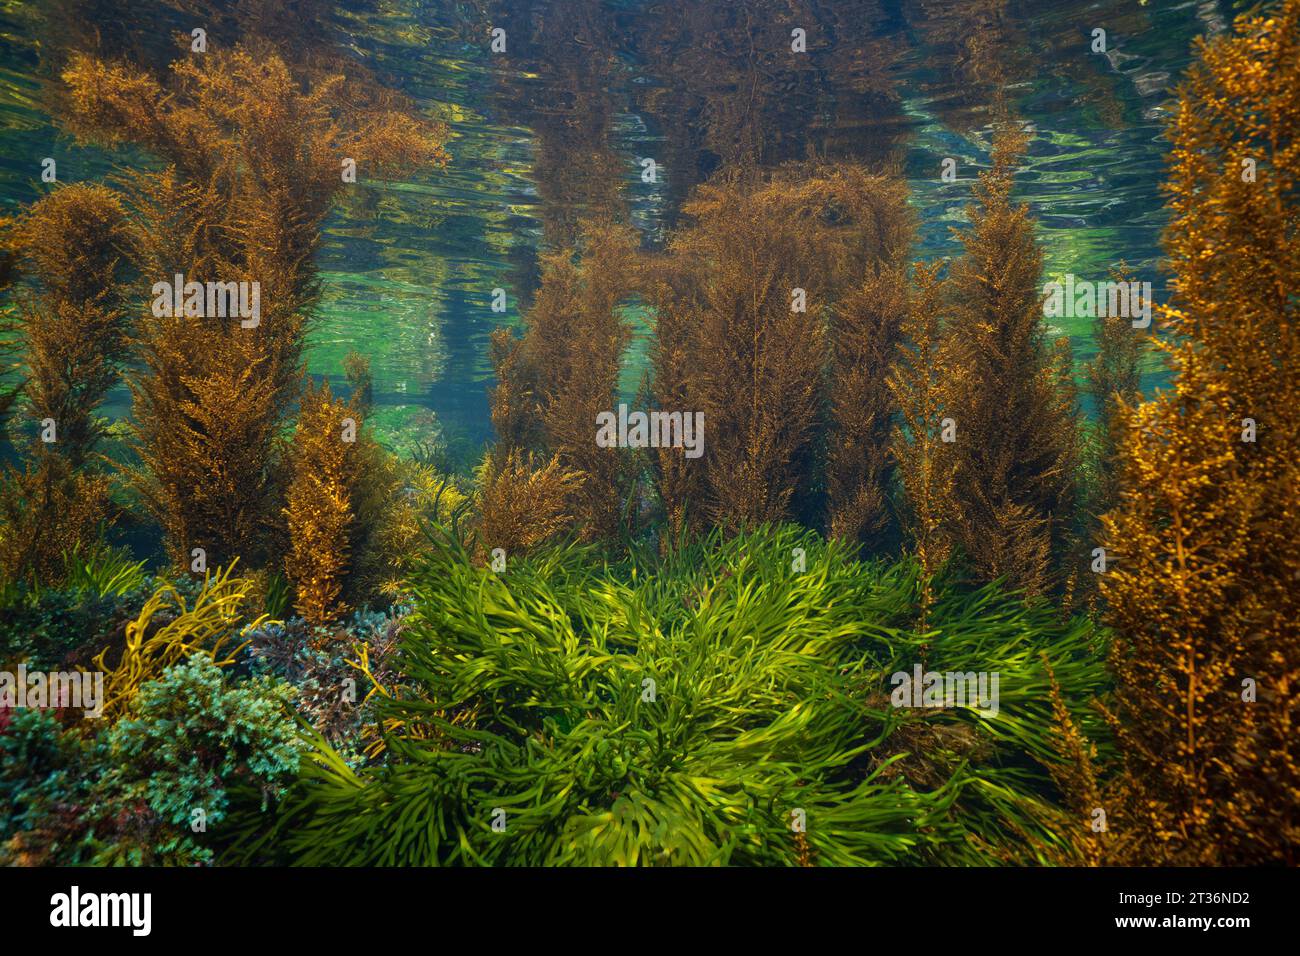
0, 0, 1237, 462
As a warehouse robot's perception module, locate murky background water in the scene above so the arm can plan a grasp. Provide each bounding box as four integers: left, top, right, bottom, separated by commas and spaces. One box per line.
0, 0, 1241, 467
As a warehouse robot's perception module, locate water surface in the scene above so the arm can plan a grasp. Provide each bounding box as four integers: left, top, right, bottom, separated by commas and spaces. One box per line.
0, 0, 1238, 460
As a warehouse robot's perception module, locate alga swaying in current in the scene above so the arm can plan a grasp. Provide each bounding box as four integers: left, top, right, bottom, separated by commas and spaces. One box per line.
58, 45, 448, 570
0, 0, 1297, 867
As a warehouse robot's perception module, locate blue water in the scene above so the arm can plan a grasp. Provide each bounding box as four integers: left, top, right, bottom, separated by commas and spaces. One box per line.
0, 0, 1238, 464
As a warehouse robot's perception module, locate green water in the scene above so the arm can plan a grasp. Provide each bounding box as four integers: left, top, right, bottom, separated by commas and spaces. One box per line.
0, 0, 1240, 461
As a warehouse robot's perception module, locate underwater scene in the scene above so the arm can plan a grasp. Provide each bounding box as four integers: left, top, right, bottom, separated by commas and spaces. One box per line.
0, 0, 1296, 880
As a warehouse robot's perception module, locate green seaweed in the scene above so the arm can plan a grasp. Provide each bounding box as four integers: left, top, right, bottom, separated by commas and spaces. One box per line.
223, 523, 1108, 866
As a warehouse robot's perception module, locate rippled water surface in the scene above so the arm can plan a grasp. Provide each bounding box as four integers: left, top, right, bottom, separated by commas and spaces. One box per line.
0, 0, 1243, 461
